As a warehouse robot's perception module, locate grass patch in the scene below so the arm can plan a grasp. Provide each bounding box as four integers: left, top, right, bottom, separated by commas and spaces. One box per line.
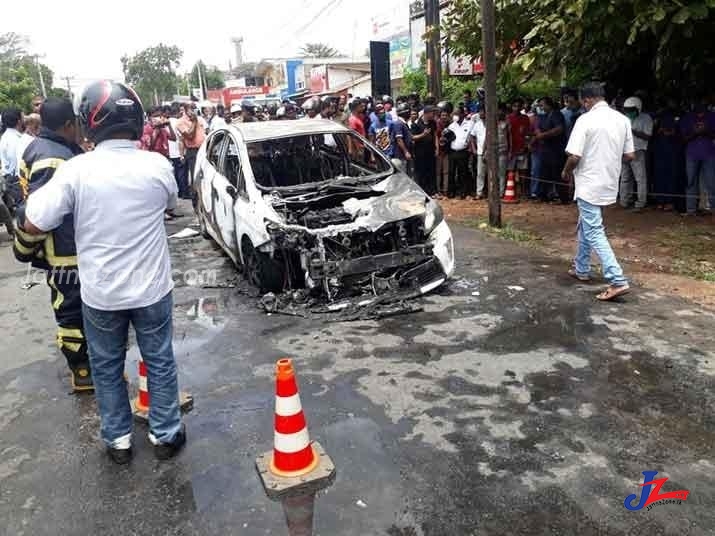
463, 218, 540, 244
654, 223, 715, 282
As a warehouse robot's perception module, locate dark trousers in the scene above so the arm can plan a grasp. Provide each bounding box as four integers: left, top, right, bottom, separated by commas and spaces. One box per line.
171, 157, 189, 198
541, 152, 570, 203
448, 150, 470, 197
414, 153, 437, 195
184, 148, 199, 211
47, 267, 89, 371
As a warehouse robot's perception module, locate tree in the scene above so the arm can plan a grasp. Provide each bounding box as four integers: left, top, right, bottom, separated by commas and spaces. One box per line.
299, 43, 342, 58
442, 0, 715, 97
0, 32, 55, 110
121, 43, 182, 106
190, 61, 225, 91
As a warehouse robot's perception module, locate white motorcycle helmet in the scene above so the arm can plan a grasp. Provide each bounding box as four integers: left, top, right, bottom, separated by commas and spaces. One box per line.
623, 96, 642, 113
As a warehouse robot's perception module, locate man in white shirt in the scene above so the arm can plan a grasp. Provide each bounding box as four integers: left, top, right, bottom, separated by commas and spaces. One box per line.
619, 96, 653, 211
469, 108, 487, 198
23, 81, 185, 464
562, 83, 635, 301
0, 108, 23, 237
446, 105, 473, 198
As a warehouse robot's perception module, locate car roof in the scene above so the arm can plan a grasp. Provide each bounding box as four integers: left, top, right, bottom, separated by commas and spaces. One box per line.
228, 119, 350, 142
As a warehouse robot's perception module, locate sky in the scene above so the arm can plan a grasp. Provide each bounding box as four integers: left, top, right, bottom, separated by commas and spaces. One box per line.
3, 0, 409, 89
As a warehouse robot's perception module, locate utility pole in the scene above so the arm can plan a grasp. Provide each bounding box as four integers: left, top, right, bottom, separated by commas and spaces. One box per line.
480, 0, 501, 228
34, 56, 47, 98
64, 76, 73, 101
197, 61, 205, 100
424, 0, 442, 99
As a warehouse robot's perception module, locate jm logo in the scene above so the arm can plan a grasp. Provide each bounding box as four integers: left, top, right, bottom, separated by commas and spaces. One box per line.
624, 470, 689, 511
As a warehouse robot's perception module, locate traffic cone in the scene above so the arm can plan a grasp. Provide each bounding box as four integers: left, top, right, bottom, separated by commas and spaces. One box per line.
135, 359, 150, 413
503, 171, 519, 203
131, 358, 194, 423
270, 358, 319, 477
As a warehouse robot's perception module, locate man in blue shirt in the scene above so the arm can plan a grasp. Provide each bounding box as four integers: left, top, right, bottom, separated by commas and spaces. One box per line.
390, 103, 413, 170
368, 103, 394, 157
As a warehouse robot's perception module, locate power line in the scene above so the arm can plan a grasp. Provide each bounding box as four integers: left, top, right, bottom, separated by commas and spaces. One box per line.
276, 0, 344, 55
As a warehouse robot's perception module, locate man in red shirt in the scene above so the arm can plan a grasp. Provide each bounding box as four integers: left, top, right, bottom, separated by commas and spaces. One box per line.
140, 106, 173, 157
507, 98, 532, 196
348, 98, 367, 137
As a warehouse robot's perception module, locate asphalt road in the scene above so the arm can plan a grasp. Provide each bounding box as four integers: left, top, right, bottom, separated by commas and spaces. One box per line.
1, 211, 714, 536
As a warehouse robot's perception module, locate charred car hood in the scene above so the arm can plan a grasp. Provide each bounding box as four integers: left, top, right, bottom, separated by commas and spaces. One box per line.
265, 173, 430, 235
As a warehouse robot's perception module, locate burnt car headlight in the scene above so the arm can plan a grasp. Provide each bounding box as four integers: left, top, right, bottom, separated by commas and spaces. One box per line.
424, 201, 444, 235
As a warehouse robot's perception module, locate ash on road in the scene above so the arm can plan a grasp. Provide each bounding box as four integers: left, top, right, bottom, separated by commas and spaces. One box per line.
1, 214, 713, 536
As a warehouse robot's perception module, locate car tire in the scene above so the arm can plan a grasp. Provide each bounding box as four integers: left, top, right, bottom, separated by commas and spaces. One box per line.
241, 238, 285, 293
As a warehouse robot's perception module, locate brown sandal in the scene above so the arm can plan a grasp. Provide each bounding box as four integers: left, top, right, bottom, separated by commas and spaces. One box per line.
596, 285, 630, 301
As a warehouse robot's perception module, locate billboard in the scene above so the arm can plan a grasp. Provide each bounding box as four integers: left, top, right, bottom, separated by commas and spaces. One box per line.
286, 59, 304, 95
309, 65, 328, 93
389, 33, 411, 80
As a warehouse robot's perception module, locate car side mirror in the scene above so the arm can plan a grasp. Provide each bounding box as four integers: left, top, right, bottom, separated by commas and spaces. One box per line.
226, 184, 238, 199
391, 158, 406, 173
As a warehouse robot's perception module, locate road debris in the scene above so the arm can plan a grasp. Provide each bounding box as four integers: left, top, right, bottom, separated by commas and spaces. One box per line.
168, 228, 200, 239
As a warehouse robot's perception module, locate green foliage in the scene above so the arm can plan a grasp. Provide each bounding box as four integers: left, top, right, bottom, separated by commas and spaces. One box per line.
442, 77, 476, 106
299, 43, 342, 58
190, 61, 225, 91
443, 0, 715, 95
401, 68, 428, 98
121, 43, 182, 107
0, 32, 55, 111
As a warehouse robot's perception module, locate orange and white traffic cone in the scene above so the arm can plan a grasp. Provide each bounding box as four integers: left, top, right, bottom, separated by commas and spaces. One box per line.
131, 358, 194, 423
255, 358, 336, 502
135, 359, 150, 413
270, 359, 319, 477
503, 171, 519, 203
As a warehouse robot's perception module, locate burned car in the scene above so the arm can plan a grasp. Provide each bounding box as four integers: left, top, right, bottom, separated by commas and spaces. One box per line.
194, 120, 454, 308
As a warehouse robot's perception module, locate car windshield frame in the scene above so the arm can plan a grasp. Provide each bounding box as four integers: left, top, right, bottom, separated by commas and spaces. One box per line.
246, 130, 394, 193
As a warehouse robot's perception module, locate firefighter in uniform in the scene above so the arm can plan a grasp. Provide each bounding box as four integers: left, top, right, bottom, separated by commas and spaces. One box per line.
13, 97, 93, 392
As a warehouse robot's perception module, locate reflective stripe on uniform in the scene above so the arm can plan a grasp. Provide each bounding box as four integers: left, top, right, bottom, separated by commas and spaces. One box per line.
48, 275, 65, 310
18, 160, 29, 199
45, 233, 77, 266
13, 236, 36, 255
29, 157, 64, 179
57, 326, 84, 352
15, 227, 47, 244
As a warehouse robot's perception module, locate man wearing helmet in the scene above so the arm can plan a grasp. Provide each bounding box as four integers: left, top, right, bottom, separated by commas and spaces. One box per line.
301, 97, 320, 119
22, 81, 186, 464
13, 97, 91, 392
619, 96, 653, 211
241, 101, 258, 123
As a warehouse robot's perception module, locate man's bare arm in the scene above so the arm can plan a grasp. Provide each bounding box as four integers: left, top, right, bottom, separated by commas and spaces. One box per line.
561, 153, 581, 182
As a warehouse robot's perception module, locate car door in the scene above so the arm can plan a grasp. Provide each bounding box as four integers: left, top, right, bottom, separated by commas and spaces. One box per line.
212, 135, 240, 260
198, 131, 226, 239
233, 136, 269, 264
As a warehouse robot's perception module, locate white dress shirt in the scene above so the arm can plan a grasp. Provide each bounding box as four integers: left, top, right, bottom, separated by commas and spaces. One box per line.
566, 101, 635, 206
0, 128, 22, 176
26, 139, 178, 310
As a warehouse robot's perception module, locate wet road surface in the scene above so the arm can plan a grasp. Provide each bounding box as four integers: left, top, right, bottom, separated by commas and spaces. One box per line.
1, 215, 714, 535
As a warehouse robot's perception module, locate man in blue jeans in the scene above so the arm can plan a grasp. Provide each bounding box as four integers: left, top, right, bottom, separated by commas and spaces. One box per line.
22, 81, 185, 464
561, 83, 635, 301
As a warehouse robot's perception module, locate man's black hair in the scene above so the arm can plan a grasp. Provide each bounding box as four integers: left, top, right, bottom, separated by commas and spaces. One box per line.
1, 108, 22, 129
539, 96, 556, 108
580, 82, 606, 99
149, 105, 163, 115
39, 98, 75, 131
464, 89, 473, 96
513, 97, 525, 106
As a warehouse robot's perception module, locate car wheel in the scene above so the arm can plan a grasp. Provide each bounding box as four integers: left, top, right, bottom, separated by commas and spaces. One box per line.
241, 238, 285, 293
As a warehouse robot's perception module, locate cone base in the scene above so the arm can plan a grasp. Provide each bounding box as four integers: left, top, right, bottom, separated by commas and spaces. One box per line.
269, 444, 319, 478
256, 441, 336, 501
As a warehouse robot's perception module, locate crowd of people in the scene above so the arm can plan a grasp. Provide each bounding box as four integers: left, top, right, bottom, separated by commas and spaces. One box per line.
335, 89, 715, 215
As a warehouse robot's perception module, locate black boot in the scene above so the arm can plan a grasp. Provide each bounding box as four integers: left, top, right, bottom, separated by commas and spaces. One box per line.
70, 363, 94, 393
